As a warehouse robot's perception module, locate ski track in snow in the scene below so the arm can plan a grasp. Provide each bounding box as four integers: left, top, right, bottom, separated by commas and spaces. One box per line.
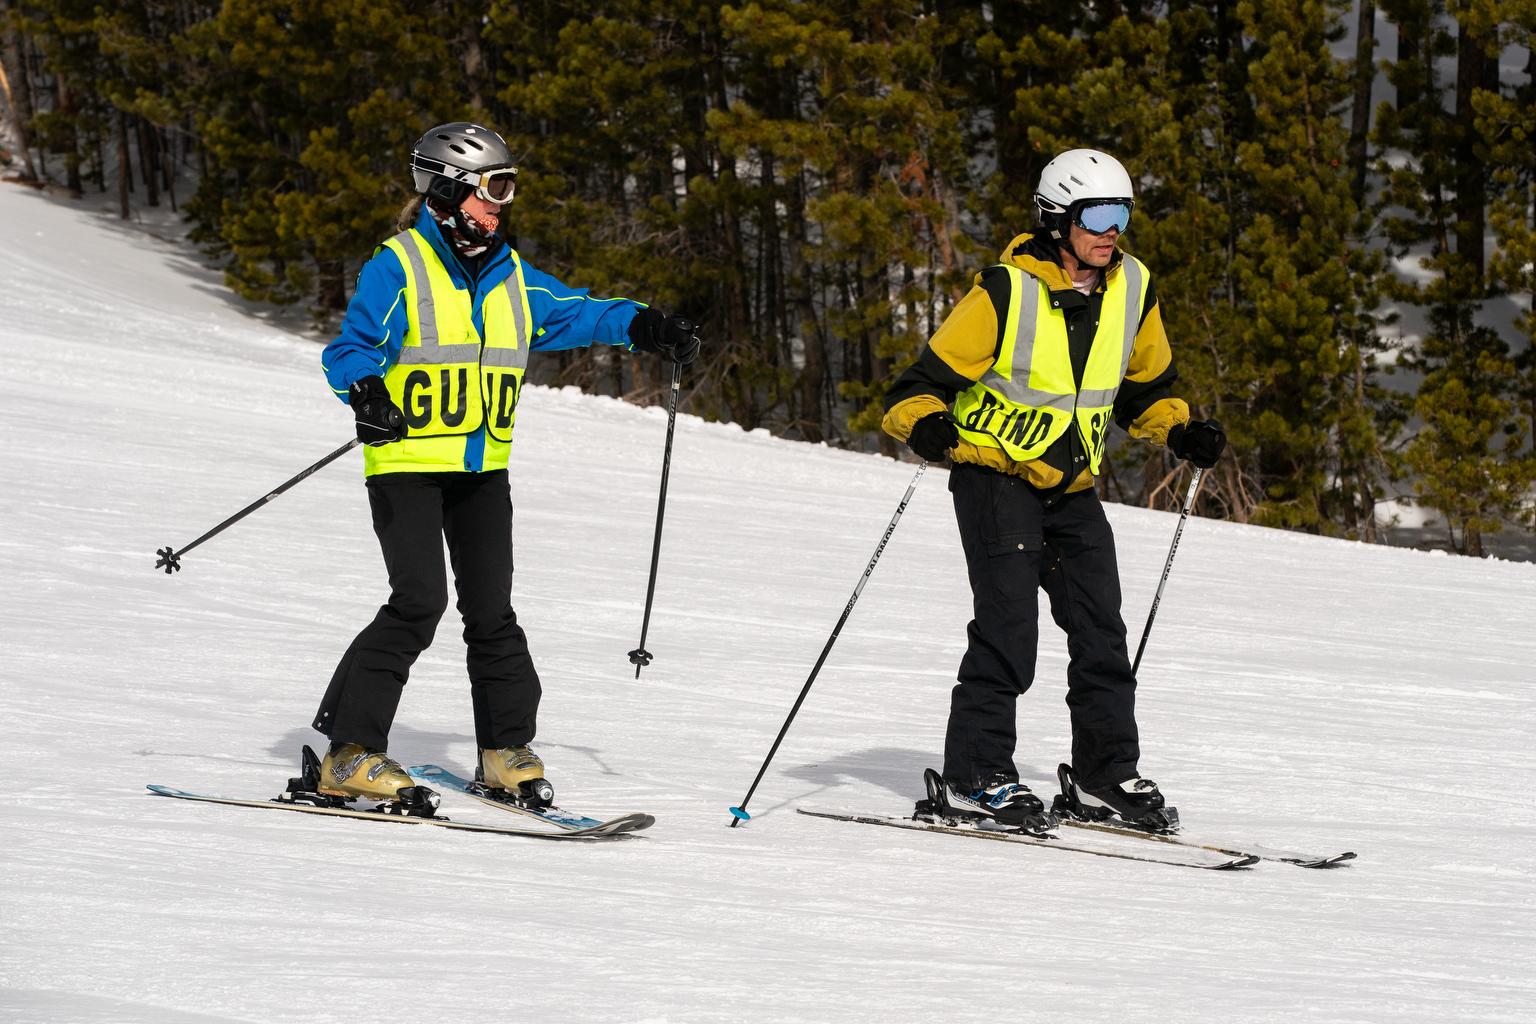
2, 186, 1534, 1024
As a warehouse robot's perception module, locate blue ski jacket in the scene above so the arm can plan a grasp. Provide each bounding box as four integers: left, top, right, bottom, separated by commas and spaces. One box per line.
321, 205, 641, 472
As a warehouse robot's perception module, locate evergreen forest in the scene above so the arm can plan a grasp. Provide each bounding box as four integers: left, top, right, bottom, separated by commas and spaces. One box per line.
2, 0, 1533, 555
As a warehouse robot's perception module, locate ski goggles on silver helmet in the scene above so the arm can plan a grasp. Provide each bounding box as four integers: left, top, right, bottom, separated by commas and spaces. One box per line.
1073, 200, 1133, 234
412, 153, 519, 205
469, 166, 518, 205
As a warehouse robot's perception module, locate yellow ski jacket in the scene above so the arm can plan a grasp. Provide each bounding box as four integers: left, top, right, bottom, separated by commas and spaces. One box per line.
882, 232, 1188, 493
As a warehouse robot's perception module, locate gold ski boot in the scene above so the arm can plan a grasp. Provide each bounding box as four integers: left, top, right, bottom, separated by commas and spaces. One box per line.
480, 745, 554, 806
283, 744, 438, 815
319, 744, 416, 801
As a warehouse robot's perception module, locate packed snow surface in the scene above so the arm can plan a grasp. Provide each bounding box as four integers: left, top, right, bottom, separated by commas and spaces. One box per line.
2, 186, 1534, 1024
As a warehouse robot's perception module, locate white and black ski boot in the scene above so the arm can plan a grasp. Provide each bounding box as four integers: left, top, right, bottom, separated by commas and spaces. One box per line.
283, 744, 439, 816
914, 767, 1057, 834
1052, 763, 1179, 832
476, 745, 555, 808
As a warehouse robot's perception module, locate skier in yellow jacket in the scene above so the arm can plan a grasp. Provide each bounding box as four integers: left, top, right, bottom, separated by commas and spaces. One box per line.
882, 150, 1225, 830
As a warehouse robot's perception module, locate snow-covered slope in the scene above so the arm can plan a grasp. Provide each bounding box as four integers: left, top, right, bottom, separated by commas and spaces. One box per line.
2, 185, 1533, 1024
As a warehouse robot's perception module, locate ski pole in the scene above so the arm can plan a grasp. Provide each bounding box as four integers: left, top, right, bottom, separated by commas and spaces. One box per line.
154, 438, 362, 574
627, 359, 684, 677
1131, 466, 1205, 674
729, 462, 927, 826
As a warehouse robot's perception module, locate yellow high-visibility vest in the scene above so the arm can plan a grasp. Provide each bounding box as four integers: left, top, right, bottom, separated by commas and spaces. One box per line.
366, 229, 533, 475
951, 256, 1149, 475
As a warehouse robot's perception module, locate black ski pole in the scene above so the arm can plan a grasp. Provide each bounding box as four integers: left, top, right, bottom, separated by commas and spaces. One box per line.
729, 462, 927, 826
154, 438, 362, 574
627, 359, 684, 677
1131, 466, 1205, 674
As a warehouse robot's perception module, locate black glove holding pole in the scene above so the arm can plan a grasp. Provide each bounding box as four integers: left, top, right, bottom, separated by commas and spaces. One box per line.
907, 411, 959, 463
1167, 418, 1226, 468
349, 375, 406, 446
628, 308, 701, 365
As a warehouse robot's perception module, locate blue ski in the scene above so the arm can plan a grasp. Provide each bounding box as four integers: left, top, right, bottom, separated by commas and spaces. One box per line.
407, 764, 654, 835
146, 785, 635, 839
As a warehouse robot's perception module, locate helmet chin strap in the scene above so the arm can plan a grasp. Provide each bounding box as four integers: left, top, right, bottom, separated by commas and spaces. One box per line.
1043, 209, 1069, 242
428, 178, 472, 206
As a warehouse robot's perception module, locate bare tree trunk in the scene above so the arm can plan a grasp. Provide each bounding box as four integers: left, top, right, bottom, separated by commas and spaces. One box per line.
1353, 340, 1378, 543
706, 48, 756, 429
0, 6, 39, 181
787, 167, 826, 443
92, 125, 104, 192
316, 258, 346, 313
760, 148, 781, 373
1454, 17, 1492, 285
137, 116, 159, 207
57, 73, 82, 196
116, 110, 130, 219
870, 260, 895, 457
459, 19, 486, 109
161, 127, 176, 211
1348, 1, 1376, 205
1395, 13, 1421, 111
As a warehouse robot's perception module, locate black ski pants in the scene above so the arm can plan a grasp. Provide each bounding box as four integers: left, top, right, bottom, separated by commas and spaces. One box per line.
313, 469, 541, 752
943, 463, 1140, 792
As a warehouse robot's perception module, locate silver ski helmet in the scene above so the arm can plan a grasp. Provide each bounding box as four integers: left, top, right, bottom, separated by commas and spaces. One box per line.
1033, 149, 1135, 241
410, 122, 519, 206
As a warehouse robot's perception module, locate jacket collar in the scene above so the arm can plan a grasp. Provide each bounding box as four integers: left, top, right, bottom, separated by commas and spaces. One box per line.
1000, 231, 1123, 293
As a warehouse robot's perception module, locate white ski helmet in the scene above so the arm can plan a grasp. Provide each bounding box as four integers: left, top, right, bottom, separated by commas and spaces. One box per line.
1034, 149, 1135, 240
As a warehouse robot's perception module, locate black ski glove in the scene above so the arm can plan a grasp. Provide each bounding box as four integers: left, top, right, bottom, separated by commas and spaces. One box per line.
908, 411, 959, 463
628, 308, 701, 365
1167, 418, 1226, 469
349, 375, 406, 446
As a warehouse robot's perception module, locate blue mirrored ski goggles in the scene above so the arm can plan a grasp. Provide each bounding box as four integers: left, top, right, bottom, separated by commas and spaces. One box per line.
1074, 201, 1133, 234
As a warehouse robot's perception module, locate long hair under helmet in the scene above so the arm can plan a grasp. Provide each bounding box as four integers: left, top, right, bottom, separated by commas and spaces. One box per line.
409, 122, 519, 207
1033, 149, 1135, 242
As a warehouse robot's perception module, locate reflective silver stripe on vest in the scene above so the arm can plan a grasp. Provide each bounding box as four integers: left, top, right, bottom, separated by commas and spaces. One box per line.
1119, 256, 1143, 378
392, 231, 484, 366
1079, 257, 1144, 408
480, 272, 531, 370
508, 262, 529, 355
981, 259, 1145, 411
979, 268, 1075, 411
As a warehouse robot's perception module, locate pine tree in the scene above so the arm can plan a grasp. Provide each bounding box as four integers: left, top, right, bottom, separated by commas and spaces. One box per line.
489, 1, 732, 412
0, 0, 42, 181
7, 0, 1523, 553
10, 0, 110, 197
1376, 0, 1533, 553
1471, 1, 1536, 539
1051, 1, 1393, 532
180, 0, 461, 311
1219, 0, 1390, 536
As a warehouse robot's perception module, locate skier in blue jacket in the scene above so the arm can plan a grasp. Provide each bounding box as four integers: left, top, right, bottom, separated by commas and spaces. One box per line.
311, 122, 699, 810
